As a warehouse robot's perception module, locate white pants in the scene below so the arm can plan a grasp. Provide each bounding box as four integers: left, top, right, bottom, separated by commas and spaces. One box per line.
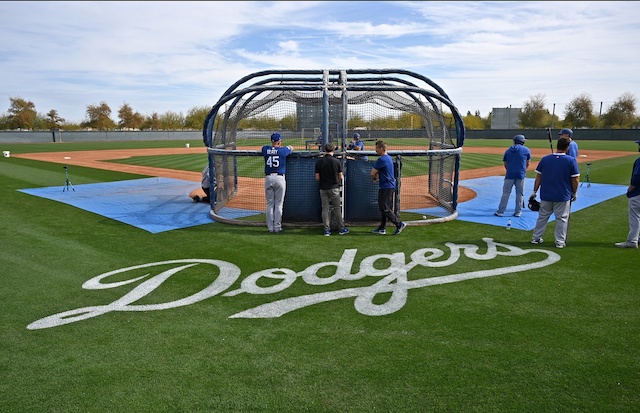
265, 174, 286, 232
532, 200, 571, 245
626, 194, 640, 244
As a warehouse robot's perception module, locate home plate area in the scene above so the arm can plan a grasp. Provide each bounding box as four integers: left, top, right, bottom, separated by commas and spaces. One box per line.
18, 176, 627, 233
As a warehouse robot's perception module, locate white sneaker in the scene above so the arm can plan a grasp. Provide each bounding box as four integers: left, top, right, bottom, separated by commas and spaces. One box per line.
531, 238, 544, 244
615, 241, 638, 249
555, 242, 565, 249
494, 212, 503, 217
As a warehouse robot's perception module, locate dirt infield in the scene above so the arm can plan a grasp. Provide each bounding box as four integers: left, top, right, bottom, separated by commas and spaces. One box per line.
15, 147, 634, 208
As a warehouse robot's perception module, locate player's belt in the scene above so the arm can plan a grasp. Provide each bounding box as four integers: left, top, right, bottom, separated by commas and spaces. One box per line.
268, 173, 284, 176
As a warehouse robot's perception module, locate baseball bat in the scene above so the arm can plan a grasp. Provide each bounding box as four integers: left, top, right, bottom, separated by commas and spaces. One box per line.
546, 128, 554, 154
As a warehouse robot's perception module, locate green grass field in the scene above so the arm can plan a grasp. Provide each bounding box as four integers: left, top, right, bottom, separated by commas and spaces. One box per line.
1, 140, 639, 412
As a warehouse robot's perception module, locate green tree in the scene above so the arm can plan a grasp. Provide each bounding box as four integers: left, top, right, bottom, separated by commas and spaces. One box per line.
279, 114, 297, 131
7, 97, 37, 130
519, 94, 551, 128
184, 106, 210, 130
602, 93, 637, 128
159, 111, 185, 130
84, 102, 116, 130
563, 93, 597, 128
142, 112, 162, 130
463, 111, 485, 129
45, 109, 65, 130
118, 103, 144, 130
347, 112, 366, 130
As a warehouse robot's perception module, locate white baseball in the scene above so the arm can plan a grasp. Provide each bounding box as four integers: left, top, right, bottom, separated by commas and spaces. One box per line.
422, 215, 427, 220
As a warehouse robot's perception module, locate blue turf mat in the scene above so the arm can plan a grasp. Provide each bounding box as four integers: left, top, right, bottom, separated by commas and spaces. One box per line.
18, 176, 627, 233
18, 177, 216, 234
410, 176, 627, 231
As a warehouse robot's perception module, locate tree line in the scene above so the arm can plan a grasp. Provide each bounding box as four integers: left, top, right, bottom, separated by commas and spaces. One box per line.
0, 92, 637, 132
462, 92, 638, 130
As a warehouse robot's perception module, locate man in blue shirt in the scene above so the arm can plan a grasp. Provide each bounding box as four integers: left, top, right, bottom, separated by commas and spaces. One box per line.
262, 132, 293, 233
529, 136, 580, 248
615, 139, 640, 248
370, 140, 406, 235
560, 128, 579, 160
495, 134, 531, 217
348, 133, 367, 161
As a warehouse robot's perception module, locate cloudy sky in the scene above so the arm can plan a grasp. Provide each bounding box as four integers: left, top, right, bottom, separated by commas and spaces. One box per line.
1, 1, 638, 123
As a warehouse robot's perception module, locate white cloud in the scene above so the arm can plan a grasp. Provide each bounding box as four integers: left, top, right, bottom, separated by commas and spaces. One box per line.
1, 1, 638, 122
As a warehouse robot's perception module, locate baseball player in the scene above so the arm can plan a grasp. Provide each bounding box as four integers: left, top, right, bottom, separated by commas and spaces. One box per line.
191, 163, 214, 203
615, 139, 640, 248
560, 128, 579, 160
529, 136, 580, 248
347, 133, 367, 160
495, 134, 531, 217
262, 132, 293, 233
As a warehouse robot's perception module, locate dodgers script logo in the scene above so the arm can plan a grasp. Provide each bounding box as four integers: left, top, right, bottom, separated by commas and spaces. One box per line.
28, 238, 560, 330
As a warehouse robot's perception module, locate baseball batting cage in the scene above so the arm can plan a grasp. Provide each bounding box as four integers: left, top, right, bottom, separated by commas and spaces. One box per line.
202, 69, 465, 228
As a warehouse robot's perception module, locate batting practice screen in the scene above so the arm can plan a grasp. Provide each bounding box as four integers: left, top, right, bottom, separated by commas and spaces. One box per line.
202, 69, 465, 228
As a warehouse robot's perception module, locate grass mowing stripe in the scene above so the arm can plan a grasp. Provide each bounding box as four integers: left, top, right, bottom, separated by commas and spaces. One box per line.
2, 141, 639, 412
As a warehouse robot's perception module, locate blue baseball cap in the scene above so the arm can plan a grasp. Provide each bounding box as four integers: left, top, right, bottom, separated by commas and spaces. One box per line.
635, 140, 640, 144
513, 134, 526, 144
271, 133, 282, 141
558, 128, 573, 137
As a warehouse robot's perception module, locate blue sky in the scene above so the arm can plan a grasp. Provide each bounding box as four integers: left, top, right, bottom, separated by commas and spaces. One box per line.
1, 1, 638, 123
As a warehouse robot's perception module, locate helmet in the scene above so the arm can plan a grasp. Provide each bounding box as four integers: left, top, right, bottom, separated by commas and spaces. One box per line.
528, 197, 540, 211
513, 134, 526, 144
353, 133, 360, 139
558, 128, 573, 137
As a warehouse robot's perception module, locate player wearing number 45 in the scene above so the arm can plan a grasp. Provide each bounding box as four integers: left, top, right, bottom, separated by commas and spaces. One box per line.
614, 139, 640, 248
262, 132, 293, 234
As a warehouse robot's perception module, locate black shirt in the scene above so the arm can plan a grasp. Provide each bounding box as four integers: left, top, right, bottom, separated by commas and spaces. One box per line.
315, 154, 342, 190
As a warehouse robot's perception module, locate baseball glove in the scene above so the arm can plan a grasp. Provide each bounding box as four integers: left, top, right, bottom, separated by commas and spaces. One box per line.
528, 197, 540, 211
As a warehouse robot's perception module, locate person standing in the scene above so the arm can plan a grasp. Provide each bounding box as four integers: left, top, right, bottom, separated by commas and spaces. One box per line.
614, 139, 640, 248
495, 134, 531, 217
560, 128, 579, 160
529, 136, 580, 248
315, 143, 349, 236
262, 132, 293, 233
348, 133, 367, 160
370, 140, 406, 235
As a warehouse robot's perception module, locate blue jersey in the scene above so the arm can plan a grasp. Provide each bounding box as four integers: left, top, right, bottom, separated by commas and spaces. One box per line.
262, 145, 292, 175
373, 154, 396, 189
503, 144, 531, 179
628, 156, 640, 198
535, 153, 580, 202
567, 140, 579, 159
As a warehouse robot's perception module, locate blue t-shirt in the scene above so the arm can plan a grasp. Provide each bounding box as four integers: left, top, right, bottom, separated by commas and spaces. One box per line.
373, 154, 396, 189
567, 140, 579, 159
627, 156, 640, 198
535, 153, 580, 202
262, 145, 292, 175
503, 144, 531, 180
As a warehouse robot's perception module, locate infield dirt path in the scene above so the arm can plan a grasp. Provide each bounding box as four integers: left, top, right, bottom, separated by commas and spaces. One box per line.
15, 146, 635, 206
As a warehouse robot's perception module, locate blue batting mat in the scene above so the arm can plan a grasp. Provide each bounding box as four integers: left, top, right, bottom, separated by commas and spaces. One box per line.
18, 176, 626, 233
411, 176, 627, 231
18, 177, 217, 234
